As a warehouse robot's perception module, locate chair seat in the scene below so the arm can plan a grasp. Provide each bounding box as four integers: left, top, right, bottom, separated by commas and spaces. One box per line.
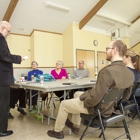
123, 103, 137, 111
81, 113, 125, 126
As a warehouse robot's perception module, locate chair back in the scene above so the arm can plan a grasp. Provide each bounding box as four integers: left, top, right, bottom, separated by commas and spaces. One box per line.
93, 88, 128, 114
101, 88, 127, 103
129, 82, 140, 100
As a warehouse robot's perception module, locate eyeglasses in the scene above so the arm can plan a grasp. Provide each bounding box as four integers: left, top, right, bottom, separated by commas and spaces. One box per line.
106, 47, 114, 51
2, 26, 10, 33
32, 63, 37, 65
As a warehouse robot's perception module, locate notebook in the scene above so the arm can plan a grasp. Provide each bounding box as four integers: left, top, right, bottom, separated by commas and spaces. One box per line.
62, 83, 77, 85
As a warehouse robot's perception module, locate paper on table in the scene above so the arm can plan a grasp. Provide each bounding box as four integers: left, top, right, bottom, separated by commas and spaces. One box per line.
23, 56, 29, 59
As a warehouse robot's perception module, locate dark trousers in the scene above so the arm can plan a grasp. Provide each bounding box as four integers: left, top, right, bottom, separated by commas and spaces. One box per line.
0, 86, 10, 132
54, 91, 66, 101
9, 87, 26, 108
28, 90, 38, 105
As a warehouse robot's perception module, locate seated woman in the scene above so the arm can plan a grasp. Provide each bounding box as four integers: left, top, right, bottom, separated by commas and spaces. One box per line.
27, 61, 43, 109
8, 86, 27, 119
51, 60, 68, 101
123, 49, 140, 116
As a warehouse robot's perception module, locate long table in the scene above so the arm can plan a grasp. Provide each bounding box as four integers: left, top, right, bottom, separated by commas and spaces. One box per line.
15, 78, 97, 125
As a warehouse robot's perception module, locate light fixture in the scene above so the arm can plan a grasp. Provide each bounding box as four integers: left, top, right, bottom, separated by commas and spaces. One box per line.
45, 2, 69, 12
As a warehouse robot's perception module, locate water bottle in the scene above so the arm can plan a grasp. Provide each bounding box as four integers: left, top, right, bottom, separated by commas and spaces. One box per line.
40, 76, 44, 84
34, 73, 36, 82
68, 73, 71, 80
31, 75, 34, 82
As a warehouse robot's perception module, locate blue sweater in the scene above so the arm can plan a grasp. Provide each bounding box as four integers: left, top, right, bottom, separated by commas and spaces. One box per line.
127, 67, 139, 83
27, 69, 43, 81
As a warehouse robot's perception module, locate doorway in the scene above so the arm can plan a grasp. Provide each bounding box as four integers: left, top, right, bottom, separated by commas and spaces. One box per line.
97, 51, 108, 72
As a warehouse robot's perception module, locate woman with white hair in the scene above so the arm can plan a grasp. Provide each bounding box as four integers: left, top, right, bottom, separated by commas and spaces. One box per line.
51, 60, 68, 79
51, 60, 68, 101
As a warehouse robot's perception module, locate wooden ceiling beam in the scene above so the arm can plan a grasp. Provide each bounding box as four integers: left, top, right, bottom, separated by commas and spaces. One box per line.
3, 0, 19, 22
131, 15, 140, 24
79, 0, 108, 29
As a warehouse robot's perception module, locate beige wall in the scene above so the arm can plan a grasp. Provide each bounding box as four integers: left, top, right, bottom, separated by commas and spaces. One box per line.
7, 34, 31, 67
123, 37, 130, 48
33, 31, 63, 67
30, 32, 34, 63
63, 23, 74, 66
7, 23, 132, 69
72, 23, 111, 66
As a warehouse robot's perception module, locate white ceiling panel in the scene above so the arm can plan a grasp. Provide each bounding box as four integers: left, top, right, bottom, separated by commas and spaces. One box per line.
0, 0, 11, 20
0, 0, 139, 46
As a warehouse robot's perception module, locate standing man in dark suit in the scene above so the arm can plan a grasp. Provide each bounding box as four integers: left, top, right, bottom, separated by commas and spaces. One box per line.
0, 21, 24, 137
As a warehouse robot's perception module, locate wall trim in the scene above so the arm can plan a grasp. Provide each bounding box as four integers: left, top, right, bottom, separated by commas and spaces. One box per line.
30, 29, 62, 36
13, 66, 76, 69
10, 29, 62, 37
10, 33, 30, 37
131, 42, 140, 48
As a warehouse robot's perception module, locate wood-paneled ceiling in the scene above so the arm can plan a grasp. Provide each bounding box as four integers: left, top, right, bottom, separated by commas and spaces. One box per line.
0, 0, 140, 47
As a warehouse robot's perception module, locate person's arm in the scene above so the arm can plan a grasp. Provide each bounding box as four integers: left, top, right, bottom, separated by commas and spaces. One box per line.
41, 70, 43, 74
51, 70, 56, 79
27, 71, 31, 81
0, 35, 21, 64
72, 70, 76, 78
80, 69, 113, 108
87, 70, 90, 77
62, 69, 68, 79
121, 86, 132, 101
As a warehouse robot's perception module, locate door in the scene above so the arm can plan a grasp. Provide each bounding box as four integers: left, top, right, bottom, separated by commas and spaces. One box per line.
76, 50, 95, 78
97, 51, 108, 72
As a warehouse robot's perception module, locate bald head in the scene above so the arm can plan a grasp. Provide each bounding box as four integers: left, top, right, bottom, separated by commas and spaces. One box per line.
78, 60, 84, 69
0, 21, 11, 38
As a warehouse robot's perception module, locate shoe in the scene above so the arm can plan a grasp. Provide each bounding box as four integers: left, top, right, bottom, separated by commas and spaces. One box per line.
128, 112, 137, 118
47, 130, 64, 139
65, 119, 79, 134
8, 112, 14, 119
17, 107, 27, 115
0, 130, 13, 137
84, 119, 100, 128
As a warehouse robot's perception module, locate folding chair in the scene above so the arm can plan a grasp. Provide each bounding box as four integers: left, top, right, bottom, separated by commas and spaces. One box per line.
123, 82, 140, 122
80, 88, 131, 140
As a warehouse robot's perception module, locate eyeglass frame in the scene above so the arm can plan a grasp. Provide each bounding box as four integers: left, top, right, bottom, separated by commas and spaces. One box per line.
106, 47, 114, 51
1, 26, 10, 33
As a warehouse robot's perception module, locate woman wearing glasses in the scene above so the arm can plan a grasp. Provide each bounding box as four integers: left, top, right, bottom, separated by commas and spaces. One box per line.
51, 60, 68, 101
27, 61, 43, 109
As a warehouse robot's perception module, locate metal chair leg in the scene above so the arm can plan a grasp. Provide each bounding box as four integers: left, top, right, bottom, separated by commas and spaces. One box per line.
80, 120, 92, 140
99, 127, 106, 138
123, 119, 131, 140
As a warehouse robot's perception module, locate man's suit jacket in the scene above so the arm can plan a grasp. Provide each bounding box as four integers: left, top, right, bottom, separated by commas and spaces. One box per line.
0, 33, 21, 86
80, 61, 134, 117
